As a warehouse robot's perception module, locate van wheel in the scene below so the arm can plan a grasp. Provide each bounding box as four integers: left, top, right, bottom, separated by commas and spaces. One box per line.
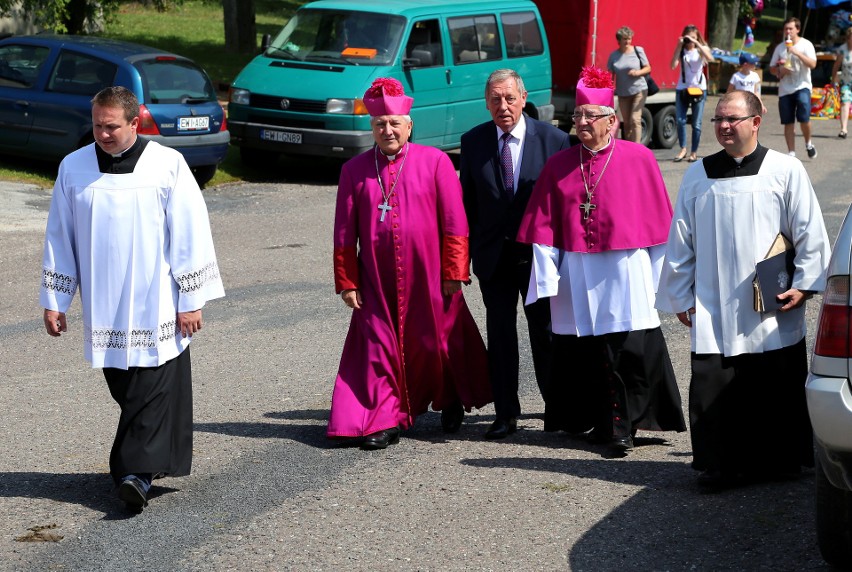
639, 107, 652, 147
815, 455, 852, 568
191, 165, 217, 188
653, 105, 678, 149
240, 147, 279, 169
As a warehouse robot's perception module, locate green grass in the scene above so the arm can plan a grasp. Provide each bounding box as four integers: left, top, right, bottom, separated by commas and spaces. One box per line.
733, 4, 786, 60
102, 0, 303, 89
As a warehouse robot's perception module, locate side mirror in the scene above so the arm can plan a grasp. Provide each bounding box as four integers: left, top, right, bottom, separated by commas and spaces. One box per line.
261, 34, 271, 53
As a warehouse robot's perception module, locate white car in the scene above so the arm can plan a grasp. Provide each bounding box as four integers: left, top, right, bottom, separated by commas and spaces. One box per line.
806, 206, 852, 569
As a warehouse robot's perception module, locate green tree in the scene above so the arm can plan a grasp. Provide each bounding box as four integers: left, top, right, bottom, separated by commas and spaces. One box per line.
0, 0, 182, 34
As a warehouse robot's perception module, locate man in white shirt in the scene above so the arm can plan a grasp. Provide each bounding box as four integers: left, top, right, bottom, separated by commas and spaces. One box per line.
657, 90, 830, 490
40, 86, 225, 512
769, 17, 818, 158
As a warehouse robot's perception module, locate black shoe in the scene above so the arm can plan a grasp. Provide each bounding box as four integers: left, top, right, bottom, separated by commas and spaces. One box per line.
484, 417, 517, 439
361, 427, 400, 450
807, 144, 817, 159
441, 402, 464, 433
586, 429, 611, 444
611, 435, 634, 452
118, 478, 148, 512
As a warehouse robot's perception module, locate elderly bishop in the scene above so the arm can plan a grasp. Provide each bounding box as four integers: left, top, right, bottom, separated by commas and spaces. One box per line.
517, 67, 686, 453
329, 78, 491, 450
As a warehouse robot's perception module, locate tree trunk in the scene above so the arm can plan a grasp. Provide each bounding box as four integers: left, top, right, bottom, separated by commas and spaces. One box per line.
707, 0, 742, 52
63, 0, 90, 34
223, 0, 257, 54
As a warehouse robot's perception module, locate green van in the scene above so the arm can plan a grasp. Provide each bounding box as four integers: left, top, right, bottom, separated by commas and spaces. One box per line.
227, 0, 553, 166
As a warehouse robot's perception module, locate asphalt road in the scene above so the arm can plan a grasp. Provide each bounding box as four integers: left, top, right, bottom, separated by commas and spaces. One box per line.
0, 94, 848, 571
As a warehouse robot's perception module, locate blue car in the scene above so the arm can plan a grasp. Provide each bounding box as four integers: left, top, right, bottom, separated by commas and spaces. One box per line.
0, 35, 228, 186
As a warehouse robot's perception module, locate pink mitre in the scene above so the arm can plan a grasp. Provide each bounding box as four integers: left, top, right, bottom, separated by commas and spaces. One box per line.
576, 66, 615, 108
363, 77, 414, 116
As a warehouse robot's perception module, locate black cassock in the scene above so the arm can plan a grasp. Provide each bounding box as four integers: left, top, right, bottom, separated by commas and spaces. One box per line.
545, 328, 687, 440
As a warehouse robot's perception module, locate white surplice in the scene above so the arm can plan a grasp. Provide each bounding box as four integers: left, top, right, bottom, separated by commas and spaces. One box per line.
655, 148, 830, 356
40, 141, 225, 369
526, 245, 666, 336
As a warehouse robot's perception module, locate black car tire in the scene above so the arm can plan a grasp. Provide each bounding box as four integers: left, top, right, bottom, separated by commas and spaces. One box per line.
639, 106, 653, 147
652, 105, 678, 149
815, 454, 852, 568
191, 164, 217, 188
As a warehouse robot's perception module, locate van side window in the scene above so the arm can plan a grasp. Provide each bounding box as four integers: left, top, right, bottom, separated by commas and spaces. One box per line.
449, 16, 500, 64
501, 11, 544, 58
405, 20, 444, 68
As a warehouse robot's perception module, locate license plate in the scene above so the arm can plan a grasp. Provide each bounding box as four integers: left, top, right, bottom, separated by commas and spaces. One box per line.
177, 116, 209, 131
260, 129, 302, 144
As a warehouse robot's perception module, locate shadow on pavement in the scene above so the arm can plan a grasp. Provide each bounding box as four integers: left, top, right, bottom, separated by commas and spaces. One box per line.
459, 456, 823, 570
0, 471, 178, 519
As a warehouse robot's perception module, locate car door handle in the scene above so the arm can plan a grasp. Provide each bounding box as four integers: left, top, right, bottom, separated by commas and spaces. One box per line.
14, 100, 30, 108
445, 69, 451, 85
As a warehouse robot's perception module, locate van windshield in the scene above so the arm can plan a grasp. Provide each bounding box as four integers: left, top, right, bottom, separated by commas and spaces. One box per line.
266, 9, 405, 66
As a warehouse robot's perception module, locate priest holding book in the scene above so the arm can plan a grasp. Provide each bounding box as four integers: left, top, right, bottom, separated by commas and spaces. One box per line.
656, 90, 831, 491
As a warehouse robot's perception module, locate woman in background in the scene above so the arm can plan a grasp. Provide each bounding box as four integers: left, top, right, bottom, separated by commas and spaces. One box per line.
670, 24, 714, 162
607, 26, 651, 143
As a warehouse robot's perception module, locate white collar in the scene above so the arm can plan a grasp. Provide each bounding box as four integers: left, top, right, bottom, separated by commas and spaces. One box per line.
582, 135, 613, 155
494, 114, 527, 143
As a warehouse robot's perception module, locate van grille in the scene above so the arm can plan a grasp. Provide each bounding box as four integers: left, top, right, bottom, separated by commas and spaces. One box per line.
250, 94, 326, 113
248, 115, 324, 129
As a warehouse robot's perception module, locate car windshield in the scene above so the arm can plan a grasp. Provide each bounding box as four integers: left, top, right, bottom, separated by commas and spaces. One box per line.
266, 9, 404, 66
136, 59, 217, 104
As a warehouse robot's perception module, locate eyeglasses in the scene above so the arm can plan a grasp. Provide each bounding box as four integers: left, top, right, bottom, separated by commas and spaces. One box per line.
571, 113, 612, 122
710, 115, 756, 124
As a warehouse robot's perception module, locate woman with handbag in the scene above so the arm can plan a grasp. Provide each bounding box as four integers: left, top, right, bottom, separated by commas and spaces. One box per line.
607, 26, 652, 143
670, 24, 714, 162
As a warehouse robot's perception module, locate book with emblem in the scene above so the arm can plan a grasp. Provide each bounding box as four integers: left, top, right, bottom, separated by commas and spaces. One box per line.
753, 233, 795, 313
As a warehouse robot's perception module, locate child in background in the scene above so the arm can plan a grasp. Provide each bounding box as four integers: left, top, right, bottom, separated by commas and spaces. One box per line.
727, 53, 767, 114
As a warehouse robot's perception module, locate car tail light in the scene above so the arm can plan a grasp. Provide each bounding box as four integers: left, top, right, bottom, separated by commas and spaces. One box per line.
137, 104, 160, 135
219, 104, 227, 132
814, 276, 852, 357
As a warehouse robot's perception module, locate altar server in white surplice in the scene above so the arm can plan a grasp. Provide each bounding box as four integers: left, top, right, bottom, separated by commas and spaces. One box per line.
656, 90, 829, 491
40, 86, 224, 513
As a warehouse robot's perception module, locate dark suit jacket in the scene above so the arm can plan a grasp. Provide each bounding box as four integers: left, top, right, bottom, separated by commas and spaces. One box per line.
460, 114, 570, 281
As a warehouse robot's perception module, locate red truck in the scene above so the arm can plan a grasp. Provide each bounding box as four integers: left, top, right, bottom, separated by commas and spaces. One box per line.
534, 0, 709, 148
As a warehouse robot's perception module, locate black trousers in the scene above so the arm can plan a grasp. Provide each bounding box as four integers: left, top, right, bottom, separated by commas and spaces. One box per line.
478, 241, 551, 420
104, 347, 193, 484
689, 338, 813, 474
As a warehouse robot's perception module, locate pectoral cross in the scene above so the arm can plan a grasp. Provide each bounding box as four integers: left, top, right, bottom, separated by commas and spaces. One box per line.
579, 200, 596, 220
378, 199, 392, 222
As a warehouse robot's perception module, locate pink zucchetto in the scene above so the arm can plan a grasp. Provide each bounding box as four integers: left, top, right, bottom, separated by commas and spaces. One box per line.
362, 77, 414, 116
575, 66, 615, 108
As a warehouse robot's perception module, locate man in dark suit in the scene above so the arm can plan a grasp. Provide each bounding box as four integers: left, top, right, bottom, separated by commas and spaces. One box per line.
461, 69, 570, 439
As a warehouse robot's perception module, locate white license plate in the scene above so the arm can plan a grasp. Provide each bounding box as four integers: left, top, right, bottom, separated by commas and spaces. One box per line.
260, 129, 302, 144
177, 116, 210, 131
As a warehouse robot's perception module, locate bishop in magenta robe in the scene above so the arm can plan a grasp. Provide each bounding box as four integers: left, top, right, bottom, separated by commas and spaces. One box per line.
328, 78, 491, 449
516, 67, 685, 454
